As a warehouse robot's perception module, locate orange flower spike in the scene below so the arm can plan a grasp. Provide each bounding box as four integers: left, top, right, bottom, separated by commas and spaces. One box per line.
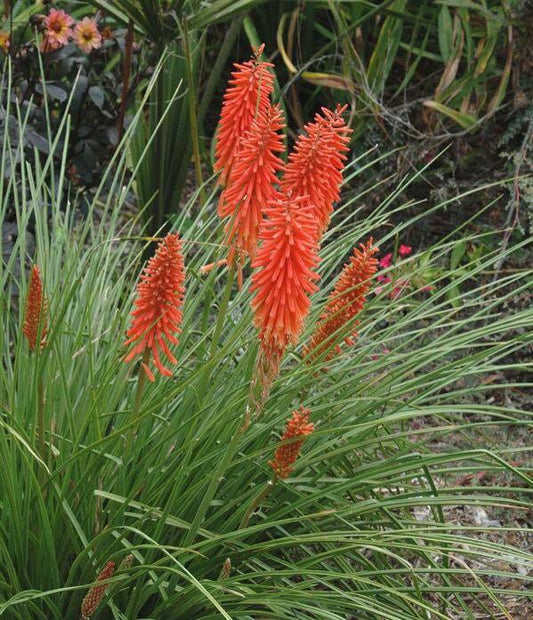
219, 103, 286, 263
251, 194, 320, 364
215, 44, 275, 186
281, 104, 352, 235
23, 265, 47, 351
80, 561, 115, 619
124, 233, 185, 379
269, 407, 314, 479
306, 239, 378, 361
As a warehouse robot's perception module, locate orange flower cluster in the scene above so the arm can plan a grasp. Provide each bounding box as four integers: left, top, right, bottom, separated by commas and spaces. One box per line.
281, 105, 351, 235
23, 265, 47, 351
250, 195, 319, 366
305, 239, 378, 361
269, 407, 314, 479
40, 9, 101, 54
124, 233, 185, 380
80, 561, 115, 619
218, 103, 285, 263
214, 44, 274, 187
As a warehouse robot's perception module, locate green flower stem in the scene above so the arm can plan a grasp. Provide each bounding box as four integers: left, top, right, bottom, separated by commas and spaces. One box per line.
239, 478, 276, 530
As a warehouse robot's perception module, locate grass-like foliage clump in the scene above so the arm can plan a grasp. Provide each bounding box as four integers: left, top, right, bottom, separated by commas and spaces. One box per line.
0, 56, 531, 619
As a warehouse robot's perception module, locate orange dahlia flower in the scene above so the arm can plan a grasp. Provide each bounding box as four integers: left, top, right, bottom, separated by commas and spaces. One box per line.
218, 103, 285, 264
124, 233, 185, 380
23, 265, 47, 351
306, 238, 378, 361
269, 406, 314, 479
40, 9, 74, 52
215, 44, 274, 187
74, 18, 102, 54
80, 561, 115, 620
281, 104, 351, 235
251, 194, 320, 366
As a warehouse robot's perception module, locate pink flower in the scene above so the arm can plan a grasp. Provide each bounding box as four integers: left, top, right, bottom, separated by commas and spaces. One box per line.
399, 244, 412, 257
379, 253, 392, 269
74, 17, 102, 54
40, 9, 74, 52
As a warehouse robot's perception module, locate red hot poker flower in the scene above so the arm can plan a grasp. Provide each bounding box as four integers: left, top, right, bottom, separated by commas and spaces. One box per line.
251, 194, 320, 367
305, 239, 378, 361
23, 265, 47, 351
80, 561, 115, 619
124, 233, 185, 379
281, 104, 351, 236
269, 406, 314, 479
218, 103, 286, 264
215, 44, 275, 187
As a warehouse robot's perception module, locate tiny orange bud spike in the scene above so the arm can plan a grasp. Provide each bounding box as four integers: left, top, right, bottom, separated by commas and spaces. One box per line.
23, 265, 47, 351
281, 104, 351, 236
305, 239, 378, 361
269, 407, 314, 479
80, 561, 115, 619
124, 233, 185, 378
250, 194, 320, 367
219, 103, 286, 264
215, 45, 275, 187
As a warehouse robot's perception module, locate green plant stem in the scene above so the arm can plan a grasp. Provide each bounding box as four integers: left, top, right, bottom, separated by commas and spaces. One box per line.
181, 17, 205, 206
239, 479, 276, 530
37, 378, 45, 465
209, 266, 235, 357
129, 348, 150, 440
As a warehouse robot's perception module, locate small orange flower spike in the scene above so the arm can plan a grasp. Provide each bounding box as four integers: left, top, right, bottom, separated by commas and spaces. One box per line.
219, 103, 286, 265
23, 265, 47, 351
124, 233, 185, 379
251, 194, 320, 368
269, 407, 314, 479
305, 239, 378, 361
281, 105, 351, 236
214, 44, 274, 187
80, 561, 115, 619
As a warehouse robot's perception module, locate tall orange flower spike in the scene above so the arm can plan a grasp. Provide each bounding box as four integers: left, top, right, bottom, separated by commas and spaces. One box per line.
281, 104, 351, 235
23, 265, 47, 351
219, 103, 286, 265
124, 233, 185, 380
305, 238, 378, 361
80, 561, 115, 619
214, 44, 275, 187
269, 406, 314, 479
251, 194, 320, 369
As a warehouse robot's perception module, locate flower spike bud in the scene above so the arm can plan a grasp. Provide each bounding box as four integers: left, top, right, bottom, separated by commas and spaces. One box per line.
219, 103, 286, 264
215, 45, 275, 186
124, 233, 185, 379
23, 265, 47, 351
281, 104, 351, 236
305, 238, 378, 362
251, 193, 320, 369
80, 561, 115, 619
269, 407, 314, 479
